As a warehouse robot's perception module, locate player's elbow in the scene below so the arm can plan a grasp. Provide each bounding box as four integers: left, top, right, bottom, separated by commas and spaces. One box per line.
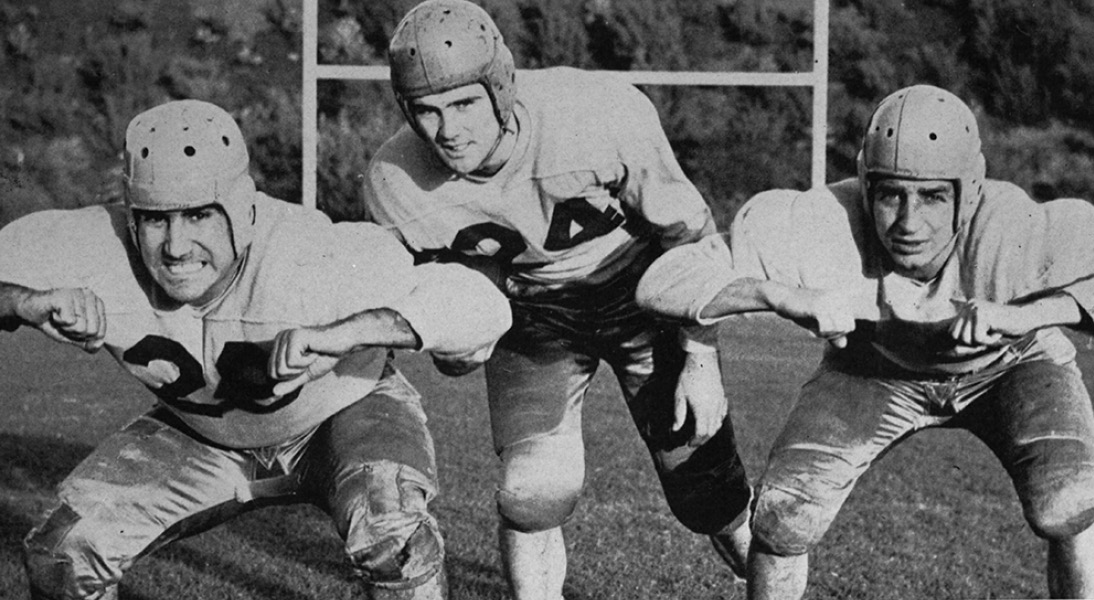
431, 341, 498, 377
636, 248, 698, 321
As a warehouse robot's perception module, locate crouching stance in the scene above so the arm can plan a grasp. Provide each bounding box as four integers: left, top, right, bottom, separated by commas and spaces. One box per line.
366, 1, 754, 596
638, 85, 1094, 599
4, 100, 510, 600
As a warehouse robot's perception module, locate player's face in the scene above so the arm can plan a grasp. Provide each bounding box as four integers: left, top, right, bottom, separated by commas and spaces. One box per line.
407, 83, 502, 175
134, 205, 241, 306
871, 177, 957, 281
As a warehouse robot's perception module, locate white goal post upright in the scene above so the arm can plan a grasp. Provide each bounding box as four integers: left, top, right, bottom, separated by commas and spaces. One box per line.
301, 0, 830, 209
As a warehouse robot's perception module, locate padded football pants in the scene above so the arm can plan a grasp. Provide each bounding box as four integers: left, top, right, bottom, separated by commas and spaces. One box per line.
23, 369, 443, 600
753, 348, 1094, 557
486, 279, 751, 535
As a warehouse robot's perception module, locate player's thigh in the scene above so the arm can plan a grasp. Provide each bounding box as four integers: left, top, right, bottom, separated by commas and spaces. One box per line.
26, 410, 253, 578
316, 370, 436, 484
310, 370, 438, 514
754, 362, 922, 552
484, 326, 597, 454
964, 360, 1094, 537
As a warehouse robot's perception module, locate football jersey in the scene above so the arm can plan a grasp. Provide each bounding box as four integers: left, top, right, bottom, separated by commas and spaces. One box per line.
640, 178, 1094, 374
365, 67, 715, 296
0, 195, 509, 447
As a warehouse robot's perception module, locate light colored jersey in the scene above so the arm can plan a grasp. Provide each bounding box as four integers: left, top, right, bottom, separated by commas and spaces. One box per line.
0, 195, 509, 447
640, 178, 1094, 374
365, 67, 715, 296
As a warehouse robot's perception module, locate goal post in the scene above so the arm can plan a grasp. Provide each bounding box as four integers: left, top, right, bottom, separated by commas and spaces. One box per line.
301, 0, 830, 209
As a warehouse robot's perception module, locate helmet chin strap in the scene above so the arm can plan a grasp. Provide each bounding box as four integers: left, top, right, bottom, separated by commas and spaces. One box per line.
461, 115, 518, 180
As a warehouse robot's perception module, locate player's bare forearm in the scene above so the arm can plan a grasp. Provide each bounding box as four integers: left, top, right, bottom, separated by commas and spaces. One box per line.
0, 281, 107, 351
0, 281, 35, 325
268, 308, 423, 395
950, 294, 1084, 347
315, 307, 423, 355
698, 278, 782, 320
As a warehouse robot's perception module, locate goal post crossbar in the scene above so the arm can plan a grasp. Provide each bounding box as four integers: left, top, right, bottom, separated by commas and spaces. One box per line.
301, 0, 829, 208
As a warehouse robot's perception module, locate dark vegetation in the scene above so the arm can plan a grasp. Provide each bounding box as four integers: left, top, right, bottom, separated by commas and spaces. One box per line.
4, 0, 1094, 229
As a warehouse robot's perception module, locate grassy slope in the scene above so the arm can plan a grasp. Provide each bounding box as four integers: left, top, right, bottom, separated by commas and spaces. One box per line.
2, 316, 1080, 599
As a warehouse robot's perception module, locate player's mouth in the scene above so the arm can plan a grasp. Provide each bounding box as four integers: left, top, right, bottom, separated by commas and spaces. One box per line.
163, 260, 207, 279
439, 140, 471, 156
889, 238, 929, 255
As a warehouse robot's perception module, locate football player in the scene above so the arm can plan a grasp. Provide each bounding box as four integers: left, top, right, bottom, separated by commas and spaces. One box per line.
637, 85, 1094, 599
363, 1, 753, 597
4, 99, 511, 600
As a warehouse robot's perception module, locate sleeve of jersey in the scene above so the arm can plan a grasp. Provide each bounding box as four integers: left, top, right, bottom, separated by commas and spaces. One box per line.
386, 262, 512, 355
613, 87, 716, 248
637, 188, 854, 325
1033, 198, 1094, 324
0, 210, 68, 289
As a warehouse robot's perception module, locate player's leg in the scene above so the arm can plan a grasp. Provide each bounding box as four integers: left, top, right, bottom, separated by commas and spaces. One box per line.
1048, 525, 1094, 599
959, 359, 1094, 598
22, 409, 263, 600
747, 359, 927, 600
307, 366, 446, 600
485, 323, 596, 600
607, 325, 752, 577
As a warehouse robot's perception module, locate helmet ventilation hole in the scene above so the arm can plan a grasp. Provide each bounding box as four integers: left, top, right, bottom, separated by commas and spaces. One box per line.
886, 128, 894, 137
222, 136, 230, 146
410, 48, 416, 56
929, 133, 938, 140
141, 148, 149, 158
445, 40, 452, 47
184, 146, 196, 157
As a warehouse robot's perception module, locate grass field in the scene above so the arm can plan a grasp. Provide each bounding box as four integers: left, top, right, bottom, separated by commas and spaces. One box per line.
3, 316, 1089, 599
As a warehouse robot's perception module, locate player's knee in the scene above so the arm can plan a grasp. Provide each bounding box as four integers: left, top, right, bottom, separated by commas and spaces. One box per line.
495, 439, 584, 532
343, 463, 445, 590
750, 486, 830, 557
24, 503, 117, 600
1023, 481, 1094, 540
657, 442, 751, 534
347, 509, 445, 589
496, 482, 581, 532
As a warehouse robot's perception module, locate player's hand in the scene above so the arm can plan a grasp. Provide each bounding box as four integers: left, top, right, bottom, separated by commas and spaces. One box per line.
770, 287, 856, 348
948, 299, 1028, 348
268, 327, 342, 397
17, 287, 107, 353
674, 350, 728, 447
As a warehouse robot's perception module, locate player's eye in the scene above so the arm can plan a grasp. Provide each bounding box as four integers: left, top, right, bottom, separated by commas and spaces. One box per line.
183, 207, 217, 222
922, 191, 951, 205
135, 211, 168, 227
873, 190, 901, 207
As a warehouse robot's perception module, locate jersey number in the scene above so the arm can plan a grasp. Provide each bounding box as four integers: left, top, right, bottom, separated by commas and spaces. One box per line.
544, 198, 625, 251
123, 336, 300, 417
445, 197, 627, 264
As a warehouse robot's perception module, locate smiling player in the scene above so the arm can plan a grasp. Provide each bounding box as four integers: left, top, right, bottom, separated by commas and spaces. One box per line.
3, 99, 511, 600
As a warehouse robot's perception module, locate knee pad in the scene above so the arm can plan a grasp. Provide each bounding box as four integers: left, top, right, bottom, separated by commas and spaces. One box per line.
24, 503, 117, 600
750, 486, 832, 557
495, 441, 584, 533
656, 429, 751, 534
1023, 480, 1094, 540
496, 482, 581, 533
343, 462, 445, 589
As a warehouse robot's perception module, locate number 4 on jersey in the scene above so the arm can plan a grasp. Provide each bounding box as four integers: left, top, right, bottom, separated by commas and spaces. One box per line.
544, 197, 625, 251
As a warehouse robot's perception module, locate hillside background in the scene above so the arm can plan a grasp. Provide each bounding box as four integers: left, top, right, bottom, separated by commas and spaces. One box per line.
3, 0, 1094, 230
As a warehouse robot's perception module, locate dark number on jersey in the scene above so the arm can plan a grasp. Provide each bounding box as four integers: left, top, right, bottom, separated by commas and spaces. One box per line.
441, 197, 628, 266
544, 198, 626, 251
122, 336, 300, 417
